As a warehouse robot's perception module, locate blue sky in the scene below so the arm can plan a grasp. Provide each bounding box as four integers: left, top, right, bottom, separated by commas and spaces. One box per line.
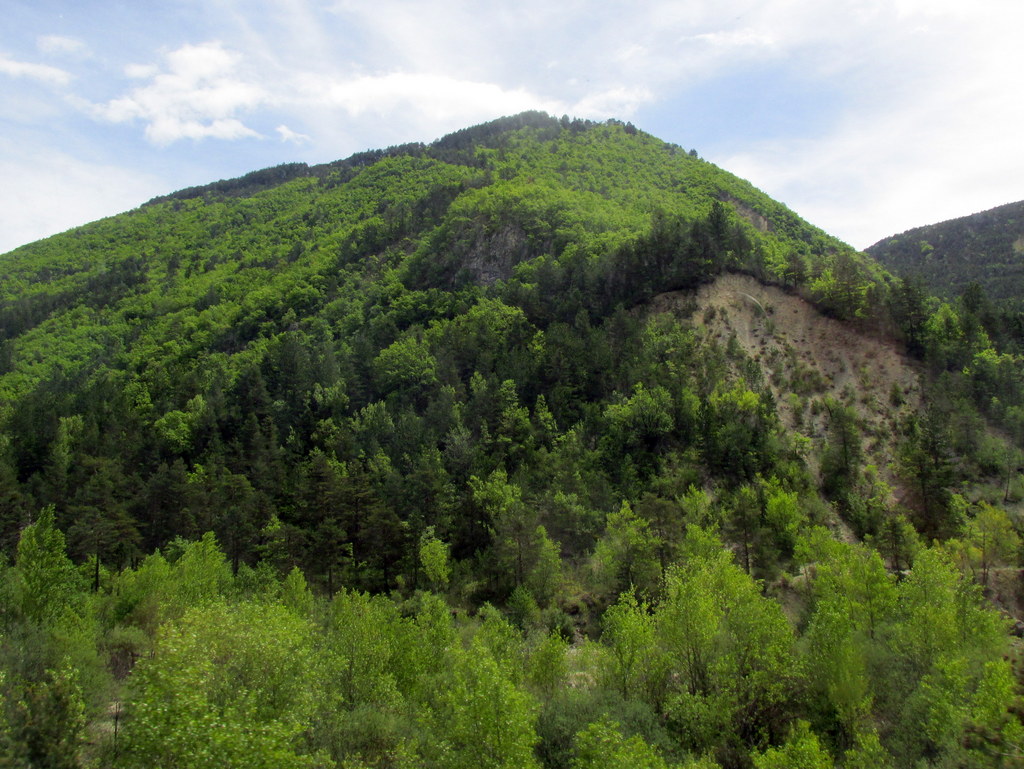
2, 0, 1023, 254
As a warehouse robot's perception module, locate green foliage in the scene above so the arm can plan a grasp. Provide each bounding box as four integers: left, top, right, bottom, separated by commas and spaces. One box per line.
571, 717, 700, 769
419, 526, 451, 590
0, 660, 87, 769
867, 200, 1024, 301
656, 530, 796, 755
526, 630, 569, 700
601, 589, 661, 701
701, 384, 777, 482
3, 112, 1024, 768
281, 566, 314, 616
752, 721, 831, 769
592, 501, 662, 599
841, 730, 895, 769
422, 636, 540, 769
121, 600, 320, 769
13, 506, 83, 625
962, 501, 1020, 585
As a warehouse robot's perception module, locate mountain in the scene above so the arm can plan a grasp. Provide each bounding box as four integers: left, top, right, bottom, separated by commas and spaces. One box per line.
2, 112, 1023, 768
0, 111, 899, 562
866, 199, 1024, 302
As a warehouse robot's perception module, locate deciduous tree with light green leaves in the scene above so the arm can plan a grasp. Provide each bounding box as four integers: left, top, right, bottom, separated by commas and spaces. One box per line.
419, 525, 451, 590
655, 527, 795, 755
592, 500, 662, 599
120, 600, 322, 769
752, 720, 831, 769
964, 501, 1020, 586
421, 636, 540, 769
13, 506, 83, 625
572, 716, 719, 769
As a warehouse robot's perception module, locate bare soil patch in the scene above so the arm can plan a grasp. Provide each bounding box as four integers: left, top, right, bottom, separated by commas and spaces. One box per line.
650, 273, 923, 500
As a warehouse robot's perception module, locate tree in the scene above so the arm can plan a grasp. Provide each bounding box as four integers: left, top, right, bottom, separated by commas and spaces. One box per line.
526, 631, 568, 700
726, 483, 764, 575
422, 636, 540, 769
210, 467, 264, 575
527, 525, 562, 607
872, 513, 920, 573
658, 552, 721, 700
761, 477, 802, 561
373, 331, 438, 403
318, 588, 406, 739
889, 276, 929, 356
819, 399, 862, 506
635, 493, 686, 572
601, 588, 662, 701
14, 506, 82, 625
752, 721, 831, 769
841, 730, 895, 769
592, 500, 662, 599
0, 457, 32, 554
1, 660, 86, 769
964, 501, 1019, 586
138, 459, 194, 551
419, 526, 451, 590
898, 405, 957, 539
603, 383, 675, 479
121, 600, 320, 769
163, 532, 234, 618
882, 547, 1014, 763
292, 451, 358, 593
657, 529, 795, 752
571, 717, 684, 769
353, 477, 405, 591
803, 595, 872, 746
701, 385, 775, 482
471, 468, 538, 593
804, 535, 896, 641
280, 566, 313, 617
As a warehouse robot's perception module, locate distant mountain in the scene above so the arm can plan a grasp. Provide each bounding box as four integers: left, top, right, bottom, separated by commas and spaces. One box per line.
866, 200, 1024, 302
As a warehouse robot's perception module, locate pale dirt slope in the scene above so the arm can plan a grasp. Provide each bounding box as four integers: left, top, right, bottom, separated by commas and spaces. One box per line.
650, 273, 923, 501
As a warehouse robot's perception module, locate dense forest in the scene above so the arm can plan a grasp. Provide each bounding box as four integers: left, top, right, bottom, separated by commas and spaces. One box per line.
3, 112, 1024, 767
867, 200, 1024, 303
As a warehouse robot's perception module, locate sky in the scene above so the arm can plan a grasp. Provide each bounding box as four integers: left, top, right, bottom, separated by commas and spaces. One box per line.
2, 0, 1023, 255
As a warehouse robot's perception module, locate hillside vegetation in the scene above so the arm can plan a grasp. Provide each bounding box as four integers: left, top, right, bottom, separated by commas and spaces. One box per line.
867, 199, 1024, 303
3, 112, 1024, 768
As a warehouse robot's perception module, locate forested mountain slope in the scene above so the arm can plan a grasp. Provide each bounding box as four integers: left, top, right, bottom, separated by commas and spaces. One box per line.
867, 199, 1024, 302
3, 112, 1024, 768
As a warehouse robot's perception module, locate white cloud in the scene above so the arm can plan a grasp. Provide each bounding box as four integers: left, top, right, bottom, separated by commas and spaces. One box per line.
125, 63, 159, 79
163, 41, 239, 82
147, 117, 260, 144
94, 35, 574, 148
718, 0, 1024, 248
37, 35, 87, 56
296, 71, 563, 122
0, 54, 71, 86
94, 41, 265, 144
571, 87, 653, 120
687, 29, 775, 50
276, 124, 310, 143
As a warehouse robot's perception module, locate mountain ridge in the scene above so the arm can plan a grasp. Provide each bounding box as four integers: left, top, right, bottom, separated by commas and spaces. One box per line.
139, 113, 602, 208
866, 199, 1024, 302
